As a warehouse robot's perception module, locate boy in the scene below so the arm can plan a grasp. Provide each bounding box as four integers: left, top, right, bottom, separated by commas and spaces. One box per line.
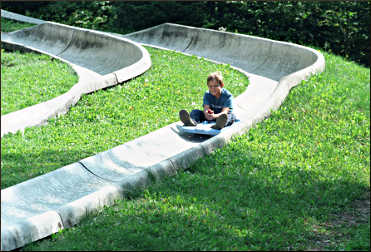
179, 71, 236, 130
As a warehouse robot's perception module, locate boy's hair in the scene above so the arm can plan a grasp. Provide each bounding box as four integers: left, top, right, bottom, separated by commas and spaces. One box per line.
207, 71, 224, 88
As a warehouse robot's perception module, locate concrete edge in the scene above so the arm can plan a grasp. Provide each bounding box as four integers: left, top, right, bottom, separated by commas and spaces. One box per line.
1, 211, 63, 251
1, 9, 46, 25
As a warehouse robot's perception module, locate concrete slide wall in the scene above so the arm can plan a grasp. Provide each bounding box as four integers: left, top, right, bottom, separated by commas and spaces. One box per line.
123, 23, 320, 81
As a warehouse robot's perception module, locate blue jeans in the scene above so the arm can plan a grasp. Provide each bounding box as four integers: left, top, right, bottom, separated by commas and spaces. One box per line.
190, 109, 236, 126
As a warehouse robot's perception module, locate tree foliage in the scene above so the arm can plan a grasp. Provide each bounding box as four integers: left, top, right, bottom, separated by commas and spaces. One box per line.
2, 1, 369, 66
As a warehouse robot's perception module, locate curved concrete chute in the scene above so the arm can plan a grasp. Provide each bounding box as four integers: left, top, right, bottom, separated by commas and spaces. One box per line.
123, 23, 323, 82
1, 21, 151, 136
5, 23, 76, 56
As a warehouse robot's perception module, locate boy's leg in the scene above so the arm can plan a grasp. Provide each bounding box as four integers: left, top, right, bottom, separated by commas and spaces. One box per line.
179, 110, 197, 126
190, 109, 206, 123
211, 112, 236, 130
225, 112, 236, 127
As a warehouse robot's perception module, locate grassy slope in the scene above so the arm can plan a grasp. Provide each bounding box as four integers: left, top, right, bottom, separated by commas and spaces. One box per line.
22, 51, 370, 251
1, 50, 78, 115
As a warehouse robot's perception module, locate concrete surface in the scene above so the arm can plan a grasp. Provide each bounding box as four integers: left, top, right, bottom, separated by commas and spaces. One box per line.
1, 9, 45, 25
1, 21, 151, 137
1, 11, 325, 251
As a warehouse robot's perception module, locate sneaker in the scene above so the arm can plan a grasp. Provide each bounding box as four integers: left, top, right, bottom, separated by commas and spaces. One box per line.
211, 113, 228, 130
179, 110, 197, 126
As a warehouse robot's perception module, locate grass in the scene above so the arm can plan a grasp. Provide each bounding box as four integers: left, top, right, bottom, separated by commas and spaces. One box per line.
1, 18, 78, 115
19, 50, 369, 251
1, 47, 249, 189
1, 49, 78, 115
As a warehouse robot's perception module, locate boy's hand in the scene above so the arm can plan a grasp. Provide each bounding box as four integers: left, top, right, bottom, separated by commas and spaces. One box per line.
205, 109, 214, 120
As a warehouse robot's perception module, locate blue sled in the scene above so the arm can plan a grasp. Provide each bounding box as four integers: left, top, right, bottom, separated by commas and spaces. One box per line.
181, 119, 241, 136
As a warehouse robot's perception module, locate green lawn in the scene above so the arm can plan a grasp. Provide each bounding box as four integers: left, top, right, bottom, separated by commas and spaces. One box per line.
20, 51, 370, 251
1, 49, 78, 115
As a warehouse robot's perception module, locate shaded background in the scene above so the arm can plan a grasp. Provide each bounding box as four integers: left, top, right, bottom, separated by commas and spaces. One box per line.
2, 1, 369, 66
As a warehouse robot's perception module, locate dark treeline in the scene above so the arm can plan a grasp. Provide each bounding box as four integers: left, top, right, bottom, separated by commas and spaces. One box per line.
2, 1, 370, 66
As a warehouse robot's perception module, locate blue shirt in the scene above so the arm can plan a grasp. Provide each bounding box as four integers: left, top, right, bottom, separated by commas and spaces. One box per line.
203, 88, 234, 114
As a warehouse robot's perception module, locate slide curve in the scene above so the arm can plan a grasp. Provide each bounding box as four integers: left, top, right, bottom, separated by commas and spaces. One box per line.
1, 13, 151, 136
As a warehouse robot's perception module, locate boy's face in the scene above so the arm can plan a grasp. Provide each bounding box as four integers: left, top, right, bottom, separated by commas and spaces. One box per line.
207, 80, 222, 97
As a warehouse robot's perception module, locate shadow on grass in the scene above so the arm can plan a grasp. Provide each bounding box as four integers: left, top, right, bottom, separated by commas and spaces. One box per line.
131, 147, 370, 249
47, 158, 367, 250
5, 142, 368, 250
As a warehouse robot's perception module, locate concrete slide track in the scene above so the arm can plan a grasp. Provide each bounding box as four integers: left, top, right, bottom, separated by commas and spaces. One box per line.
1, 11, 325, 251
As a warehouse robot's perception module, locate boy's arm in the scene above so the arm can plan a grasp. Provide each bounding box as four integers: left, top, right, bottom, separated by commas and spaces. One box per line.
213, 107, 230, 119
210, 93, 232, 119
215, 94, 232, 117
204, 106, 229, 120
220, 107, 230, 115
203, 93, 214, 120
